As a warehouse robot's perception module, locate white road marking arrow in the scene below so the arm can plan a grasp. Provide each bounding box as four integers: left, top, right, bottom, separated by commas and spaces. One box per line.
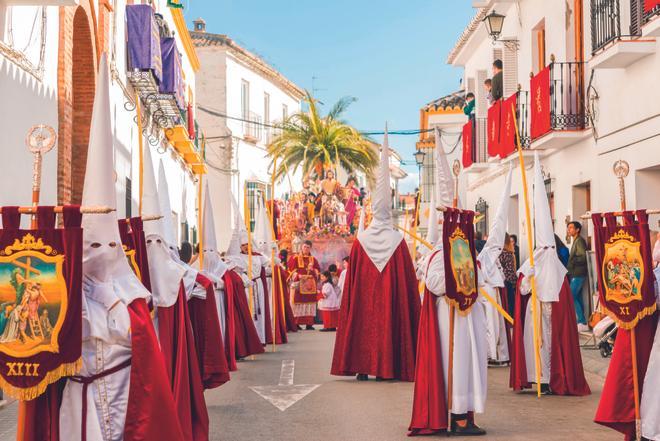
250, 360, 320, 411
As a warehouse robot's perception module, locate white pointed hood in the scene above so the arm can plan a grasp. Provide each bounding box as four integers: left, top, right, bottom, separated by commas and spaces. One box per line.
254, 196, 277, 256
435, 127, 456, 208
519, 153, 567, 302
477, 166, 512, 288
357, 208, 366, 234
357, 126, 404, 272
225, 192, 250, 273
424, 192, 439, 248
141, 146, 187, 308
202, 183, 228, 281
81, 53, 150, 306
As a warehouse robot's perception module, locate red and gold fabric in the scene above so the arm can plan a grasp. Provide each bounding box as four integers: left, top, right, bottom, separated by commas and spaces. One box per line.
530, 66, 552, 139
487, 100, 502, 157
500, 93, 518, 158
442, 208, 478, 315
118, 217, 151, 291
287, 254, 320, 305
591, 211, 657, 329
461, 120, 474, 169
0, 206, 82, 400
645, 0, 660, 12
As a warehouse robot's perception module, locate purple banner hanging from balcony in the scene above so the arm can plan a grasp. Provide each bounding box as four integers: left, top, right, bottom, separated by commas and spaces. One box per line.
126, 5, 162, 84
160, 37, 186, 109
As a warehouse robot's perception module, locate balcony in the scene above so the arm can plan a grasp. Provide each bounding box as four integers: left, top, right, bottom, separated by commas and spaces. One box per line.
589, 0, 656, 69
242, 111, 263, 144
529, 60, 592, 151
464, 117, 490, 174
164, 108, 205, 174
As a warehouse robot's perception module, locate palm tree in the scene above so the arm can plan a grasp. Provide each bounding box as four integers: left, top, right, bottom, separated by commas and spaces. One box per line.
267, 91, 378, 183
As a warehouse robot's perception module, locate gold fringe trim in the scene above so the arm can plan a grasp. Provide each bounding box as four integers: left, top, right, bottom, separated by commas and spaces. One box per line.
603, 303, 658, 331
0, 358, 82, 401
444, 295, 476, 317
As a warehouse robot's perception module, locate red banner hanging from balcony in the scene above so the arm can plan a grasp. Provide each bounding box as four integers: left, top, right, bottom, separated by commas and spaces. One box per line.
530, 66, 551, 140
645, 0, 660, 12
591, 211, 657, 329
487, 100, 501, 158
462, 120, 473, 169
500, 93, 518, 158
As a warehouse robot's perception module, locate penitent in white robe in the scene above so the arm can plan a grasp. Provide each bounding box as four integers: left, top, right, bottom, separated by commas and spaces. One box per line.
641, 269, 660, 441
519, 277, 553, 384
479, 283, 509, 363
60, 277, 133, 441
425, 250, 488, 414
232, 254, 269, 344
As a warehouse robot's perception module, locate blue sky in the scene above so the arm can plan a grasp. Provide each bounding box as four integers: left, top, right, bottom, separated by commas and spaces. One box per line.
184, 1, 474, 192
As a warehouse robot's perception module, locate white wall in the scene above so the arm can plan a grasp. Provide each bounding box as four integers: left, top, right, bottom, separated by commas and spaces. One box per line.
0, 6, 59, 216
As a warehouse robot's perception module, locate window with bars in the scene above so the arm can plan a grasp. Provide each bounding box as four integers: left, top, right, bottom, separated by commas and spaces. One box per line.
245, 181, 268, 231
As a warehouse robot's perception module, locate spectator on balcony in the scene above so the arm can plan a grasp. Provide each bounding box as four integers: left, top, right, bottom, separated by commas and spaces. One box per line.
491, 59, 503, 101
463, 92, 475, 117
567, 221, 589, 331
484, 78, 493, 105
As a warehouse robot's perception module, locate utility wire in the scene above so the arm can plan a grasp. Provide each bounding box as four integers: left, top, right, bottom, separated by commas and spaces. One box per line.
198, 105, 453, 137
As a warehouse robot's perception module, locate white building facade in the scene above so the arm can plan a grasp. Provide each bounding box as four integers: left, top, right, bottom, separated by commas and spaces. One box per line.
192, 20, 304, 249
0, 1, 204, 243
447, 0, 660, 315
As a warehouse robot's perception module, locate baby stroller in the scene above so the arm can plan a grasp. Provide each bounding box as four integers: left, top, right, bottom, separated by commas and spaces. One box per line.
592, 315, 618, 358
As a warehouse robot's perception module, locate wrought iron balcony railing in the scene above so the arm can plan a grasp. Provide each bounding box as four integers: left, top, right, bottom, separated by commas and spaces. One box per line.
550, 60, 590, 131
591, 0, 622, 53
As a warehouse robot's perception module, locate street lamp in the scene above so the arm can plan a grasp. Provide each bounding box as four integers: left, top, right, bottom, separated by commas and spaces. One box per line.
483, 10, 505, 41
413, 149, 426, 167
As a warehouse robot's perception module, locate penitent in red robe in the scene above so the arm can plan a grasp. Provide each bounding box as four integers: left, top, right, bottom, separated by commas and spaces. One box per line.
408, 285, 448, 435
331, 240, 421, 381
24, 299, 185, 441
189, 273, 230, 388
595, 312, 658, 439
510, 276, 590, 396
158, 283, 210, 441
225, 269, 264, 359
271, 265, 290, 344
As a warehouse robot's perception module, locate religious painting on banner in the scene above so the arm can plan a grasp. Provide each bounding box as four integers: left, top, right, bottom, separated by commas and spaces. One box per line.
591, 211, 657, 329
487, 100, 501, 158
442, 208, 478, 314
462, 120, 474, 169
499, 93, 518, 158
0, 206, 82, 400
530, 66, 551, 139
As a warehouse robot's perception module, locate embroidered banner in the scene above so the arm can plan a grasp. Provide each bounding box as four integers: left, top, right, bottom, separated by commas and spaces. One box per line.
287, 254, 320, 304
0, 207, 82, 400
462, 119, 474, 169
591, 211, 657, 329
126, 4, 162, 84
487, 100, 501, 158
500, 93, 518, 158
442, 208, 478, 314
118, 218, 152, 291
530, 66, 552, 139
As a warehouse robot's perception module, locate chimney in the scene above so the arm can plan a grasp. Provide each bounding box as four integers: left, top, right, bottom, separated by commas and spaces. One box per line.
193, 17, 206, 32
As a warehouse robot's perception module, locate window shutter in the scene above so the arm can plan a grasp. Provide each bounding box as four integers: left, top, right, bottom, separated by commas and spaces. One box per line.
476, 70, 488, 117
503, 44, 519, 97
630, 0, 642, 36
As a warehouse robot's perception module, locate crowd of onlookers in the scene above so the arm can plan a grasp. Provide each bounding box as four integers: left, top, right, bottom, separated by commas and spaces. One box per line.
463, 59, 504, 118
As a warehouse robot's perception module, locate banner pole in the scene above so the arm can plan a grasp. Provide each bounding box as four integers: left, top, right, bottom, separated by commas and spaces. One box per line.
411, 190, 421, 263
446, 161, 461, 429
613, 160, 641, 440
511, 104, 542, 398
198, 174, 204, 270
244, 186, 255, 320
136, 93, 144, 217
270, 157, 278, 352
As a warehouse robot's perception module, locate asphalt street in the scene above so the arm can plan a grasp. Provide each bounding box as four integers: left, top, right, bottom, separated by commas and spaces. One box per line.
0, 329, 619, 441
